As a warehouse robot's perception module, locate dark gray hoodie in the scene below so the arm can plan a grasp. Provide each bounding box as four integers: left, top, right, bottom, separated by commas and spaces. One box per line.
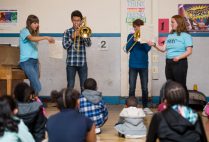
82, 89, 102, 104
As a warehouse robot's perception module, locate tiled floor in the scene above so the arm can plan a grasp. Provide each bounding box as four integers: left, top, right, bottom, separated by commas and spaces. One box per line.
46, 104, 209, 142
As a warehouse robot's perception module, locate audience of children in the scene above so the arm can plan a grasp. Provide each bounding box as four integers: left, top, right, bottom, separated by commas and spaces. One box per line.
114, 96, 147, 138
0, 95, 35, 142
46, 88, 96, 142
146, 81, 207, 142
14, 82, 47, 142
4, 79, 207, 142
79, 78, 108, 134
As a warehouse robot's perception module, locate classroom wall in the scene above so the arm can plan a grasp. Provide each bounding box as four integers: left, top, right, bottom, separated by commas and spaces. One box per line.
1, 0, 209, 102
0, 0, 121, 33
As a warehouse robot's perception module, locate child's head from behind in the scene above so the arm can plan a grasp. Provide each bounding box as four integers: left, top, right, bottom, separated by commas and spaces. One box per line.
125, 96, 138, 107
0, 96, 19, 136
0, 95, 18, 116
14, 82, 34, 103
84, 78, 97, 90
51, 88, 80, 110
164, 81, 186, 106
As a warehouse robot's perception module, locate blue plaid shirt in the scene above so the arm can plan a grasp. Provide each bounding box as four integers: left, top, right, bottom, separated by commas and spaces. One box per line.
62, 27, 91, 66
79, 95, 108, 127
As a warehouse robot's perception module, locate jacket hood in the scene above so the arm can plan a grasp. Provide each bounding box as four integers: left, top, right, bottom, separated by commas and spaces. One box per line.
163, 106, 198, 134
17, 101, 42, 115
82, 89, 102, 104
120, 107, 145, 126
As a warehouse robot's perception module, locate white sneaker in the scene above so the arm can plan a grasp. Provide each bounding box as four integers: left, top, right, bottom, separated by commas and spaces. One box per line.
143, 107, 153, 115
95, 128, 101, 134
125, 134, 146, 139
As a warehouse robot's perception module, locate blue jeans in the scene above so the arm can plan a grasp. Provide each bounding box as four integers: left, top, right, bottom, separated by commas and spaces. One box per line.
20, 58, 41, 94
66, 63, 88, 91
129, 68, 148, 108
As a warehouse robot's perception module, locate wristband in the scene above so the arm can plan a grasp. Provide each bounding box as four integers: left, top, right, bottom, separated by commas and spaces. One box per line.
153, 42, 156, 47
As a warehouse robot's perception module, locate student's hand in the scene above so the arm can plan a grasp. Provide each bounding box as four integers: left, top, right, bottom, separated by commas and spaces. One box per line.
75, 29, 80, 37
47, 37, 55, 43
72, 30, 80, 39
173, 56, 180, 62
147, 41, 155, 46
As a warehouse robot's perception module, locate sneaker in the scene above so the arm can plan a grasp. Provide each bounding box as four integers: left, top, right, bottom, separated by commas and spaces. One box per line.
125, 134, 146, 139
95, 128, 101, 134
143, 107, 153, 115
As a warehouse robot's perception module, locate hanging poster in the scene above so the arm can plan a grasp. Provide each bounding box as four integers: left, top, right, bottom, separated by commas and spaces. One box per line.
178, 4, 209, 32
0, 9, 17, 29
126, 0, 145, 33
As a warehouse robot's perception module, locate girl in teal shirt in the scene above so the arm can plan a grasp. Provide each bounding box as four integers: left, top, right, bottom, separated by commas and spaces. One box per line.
19, 15, 55, 95
148, 15, 193, 104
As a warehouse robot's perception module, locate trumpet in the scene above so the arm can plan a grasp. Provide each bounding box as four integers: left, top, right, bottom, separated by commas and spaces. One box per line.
74, 17, 92, 51
124, 30, 141, 53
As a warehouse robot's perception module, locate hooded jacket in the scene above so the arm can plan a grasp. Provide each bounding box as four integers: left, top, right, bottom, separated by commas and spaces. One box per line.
79, 89, 108, 127
114, 107, 147, 136
146, 106, 207, 142
17, 101, 47, 142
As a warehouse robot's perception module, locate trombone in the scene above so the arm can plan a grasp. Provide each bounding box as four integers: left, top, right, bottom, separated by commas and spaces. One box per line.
124, 30, 141, 53
74, 17, 92, 51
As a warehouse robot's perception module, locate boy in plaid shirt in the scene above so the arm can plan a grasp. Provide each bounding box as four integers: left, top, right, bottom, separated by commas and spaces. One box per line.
79, 78, 108, 134
62, 10, 91, 91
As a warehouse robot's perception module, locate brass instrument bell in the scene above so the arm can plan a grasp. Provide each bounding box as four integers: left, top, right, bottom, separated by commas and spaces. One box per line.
79, 17, 92, 38
74, 16, 92, 51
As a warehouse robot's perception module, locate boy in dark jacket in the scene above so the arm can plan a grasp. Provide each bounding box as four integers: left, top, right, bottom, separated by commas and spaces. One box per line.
14, 82, 47, 142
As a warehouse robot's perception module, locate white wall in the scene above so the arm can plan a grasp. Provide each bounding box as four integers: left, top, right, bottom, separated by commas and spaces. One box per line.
0, 0, 121, 33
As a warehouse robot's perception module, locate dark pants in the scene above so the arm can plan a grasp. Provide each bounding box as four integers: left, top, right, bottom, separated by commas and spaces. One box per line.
129, 68, 148, 108
66, 63, 88, 91
165, 58, 189, 104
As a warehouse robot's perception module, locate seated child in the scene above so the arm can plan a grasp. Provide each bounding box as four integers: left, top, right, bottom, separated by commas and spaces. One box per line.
14, 82, 47, 142
46, 88, 96, 142
146, 81, 207, 142
0, 95, 35, 142
79, 78, 108, 134
115, 96, 147, 138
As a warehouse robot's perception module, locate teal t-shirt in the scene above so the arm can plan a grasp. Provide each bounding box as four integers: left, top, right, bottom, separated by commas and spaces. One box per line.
165, 32, 193, 59
19, 28, 38, 62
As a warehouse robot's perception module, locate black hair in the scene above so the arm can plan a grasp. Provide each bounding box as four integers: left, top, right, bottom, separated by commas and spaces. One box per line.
14, 82, 34, 103
84, 78, 97, 90
51, 88, 80, 110
26, 15, 39, 36
0, 96, 19, 137
163, 81, 186, 106
133, 19, 144, 27
71, 10, 83, 20
125, 96, 138, 107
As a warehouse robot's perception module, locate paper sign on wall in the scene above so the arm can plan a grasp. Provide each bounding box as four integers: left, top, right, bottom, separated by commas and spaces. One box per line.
158, 19, 169, 33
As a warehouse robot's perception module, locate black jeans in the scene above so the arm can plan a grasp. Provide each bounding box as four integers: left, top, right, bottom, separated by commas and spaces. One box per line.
165, 58, 189, 104
129, 68, 148, 108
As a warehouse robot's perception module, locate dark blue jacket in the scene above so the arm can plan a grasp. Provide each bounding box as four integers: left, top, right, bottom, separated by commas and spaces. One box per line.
126, 33, 151, 69
46, 109, 93, 142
